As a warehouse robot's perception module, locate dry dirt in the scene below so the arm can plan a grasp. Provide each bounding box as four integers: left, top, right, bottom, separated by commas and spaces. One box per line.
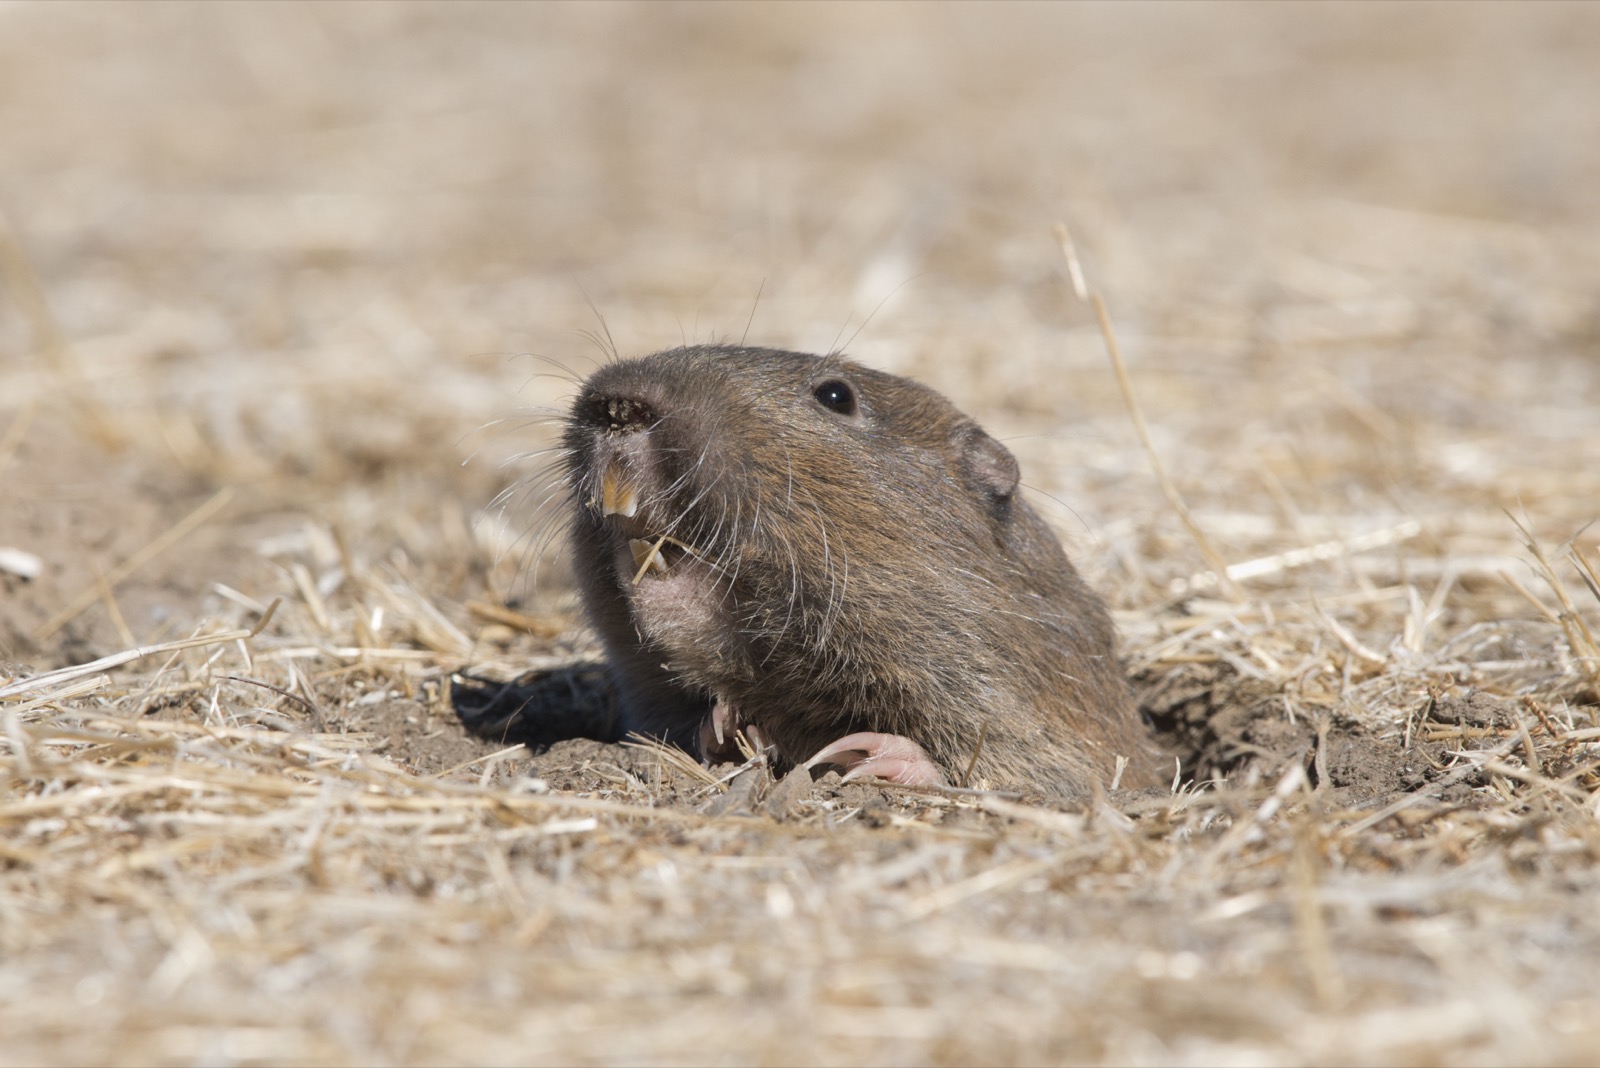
4, 4, 1600, 1065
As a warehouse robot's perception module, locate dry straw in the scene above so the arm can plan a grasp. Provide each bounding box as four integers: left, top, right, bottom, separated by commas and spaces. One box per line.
4, 5, 1600, 1065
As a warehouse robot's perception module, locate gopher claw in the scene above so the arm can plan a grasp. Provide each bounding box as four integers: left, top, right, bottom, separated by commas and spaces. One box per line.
805, 732, 948, 787
699, 698, 742, 763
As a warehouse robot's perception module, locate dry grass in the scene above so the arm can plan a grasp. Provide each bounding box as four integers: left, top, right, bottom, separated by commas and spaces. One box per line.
4, 3, 1600, 1064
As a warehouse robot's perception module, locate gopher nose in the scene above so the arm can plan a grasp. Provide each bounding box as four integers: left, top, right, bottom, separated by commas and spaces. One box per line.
585, 391, 656, 433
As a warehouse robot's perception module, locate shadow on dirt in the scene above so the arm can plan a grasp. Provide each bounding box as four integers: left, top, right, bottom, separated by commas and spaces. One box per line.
1134, 662, 1542, 807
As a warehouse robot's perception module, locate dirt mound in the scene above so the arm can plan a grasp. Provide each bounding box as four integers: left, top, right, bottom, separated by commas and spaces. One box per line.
5, 5, 1600, 1064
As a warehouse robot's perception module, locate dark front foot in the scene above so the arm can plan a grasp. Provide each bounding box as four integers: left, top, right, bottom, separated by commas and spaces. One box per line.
451, 663, 618, 750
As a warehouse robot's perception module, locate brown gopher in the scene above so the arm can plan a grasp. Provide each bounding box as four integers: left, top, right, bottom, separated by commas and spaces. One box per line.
562, 344, 1165, 800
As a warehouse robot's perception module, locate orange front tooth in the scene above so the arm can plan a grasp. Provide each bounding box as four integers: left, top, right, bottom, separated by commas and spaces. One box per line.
600, 461, 639, 518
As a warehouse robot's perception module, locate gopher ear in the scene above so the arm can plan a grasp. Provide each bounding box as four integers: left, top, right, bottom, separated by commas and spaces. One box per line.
953, 424, 1020, 501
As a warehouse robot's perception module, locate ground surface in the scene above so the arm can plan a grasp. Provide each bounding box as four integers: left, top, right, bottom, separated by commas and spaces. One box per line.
3, 4, 1600, 1065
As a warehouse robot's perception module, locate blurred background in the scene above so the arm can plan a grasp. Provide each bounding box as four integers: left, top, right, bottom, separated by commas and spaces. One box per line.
5, 8, 1600, 1064
3, 1, 1598, 656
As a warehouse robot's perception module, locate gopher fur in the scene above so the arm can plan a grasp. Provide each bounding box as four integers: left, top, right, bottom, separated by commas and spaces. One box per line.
562, 345, 1165, 800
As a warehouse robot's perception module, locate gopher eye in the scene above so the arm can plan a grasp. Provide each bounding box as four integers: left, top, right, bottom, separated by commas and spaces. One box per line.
812, 379, 857, 416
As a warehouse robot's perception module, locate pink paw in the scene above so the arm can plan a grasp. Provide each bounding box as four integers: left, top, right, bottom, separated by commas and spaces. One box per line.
805, 732, 948, 787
